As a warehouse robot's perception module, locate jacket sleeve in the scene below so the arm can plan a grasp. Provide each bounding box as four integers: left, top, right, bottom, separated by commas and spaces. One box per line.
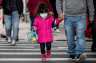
87, 0, 95, 21
56, 0, 63, 15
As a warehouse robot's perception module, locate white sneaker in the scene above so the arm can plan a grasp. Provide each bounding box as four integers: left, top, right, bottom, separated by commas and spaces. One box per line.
75, 54, 87, 62
11, 40, 16, 46
56, 29, 60, 32
7, 37, 11, 43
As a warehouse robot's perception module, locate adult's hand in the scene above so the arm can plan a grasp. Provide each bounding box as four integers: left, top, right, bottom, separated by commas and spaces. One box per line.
58, 12, 64, 20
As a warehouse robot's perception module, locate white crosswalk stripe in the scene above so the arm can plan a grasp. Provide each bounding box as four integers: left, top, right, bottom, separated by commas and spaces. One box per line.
0, 58, 95, 61
0, 41, 95, 63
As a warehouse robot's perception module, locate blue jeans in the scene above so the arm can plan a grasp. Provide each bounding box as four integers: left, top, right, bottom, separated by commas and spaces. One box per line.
64, 16, 86, 56
4, 11, 19, 40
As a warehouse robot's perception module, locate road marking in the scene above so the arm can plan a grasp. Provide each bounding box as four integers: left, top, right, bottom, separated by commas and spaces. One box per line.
0, 48, 91, 51
0, 58, 95, 61
0, 52, 95, 55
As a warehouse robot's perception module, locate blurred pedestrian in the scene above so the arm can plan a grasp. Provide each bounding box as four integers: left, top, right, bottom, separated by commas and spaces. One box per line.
3, 0, 23, 46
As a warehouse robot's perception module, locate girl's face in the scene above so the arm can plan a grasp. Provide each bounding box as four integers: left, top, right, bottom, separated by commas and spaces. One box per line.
40, 13, 48, 19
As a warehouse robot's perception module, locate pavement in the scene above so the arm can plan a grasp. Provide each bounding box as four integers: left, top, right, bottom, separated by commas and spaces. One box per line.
0, 20, 96, 63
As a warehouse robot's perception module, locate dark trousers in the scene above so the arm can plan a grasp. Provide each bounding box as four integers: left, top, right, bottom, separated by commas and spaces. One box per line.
91, 21, 96, 51
40, 42, 51, 54
30, 16, 35, 30
49, 0, 58, 18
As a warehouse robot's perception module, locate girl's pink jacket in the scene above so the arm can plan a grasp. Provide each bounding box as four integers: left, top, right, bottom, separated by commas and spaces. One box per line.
33, 16, 54, 43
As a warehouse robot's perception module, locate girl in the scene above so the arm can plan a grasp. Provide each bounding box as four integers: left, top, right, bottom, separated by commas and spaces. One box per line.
33, 3, 54, 61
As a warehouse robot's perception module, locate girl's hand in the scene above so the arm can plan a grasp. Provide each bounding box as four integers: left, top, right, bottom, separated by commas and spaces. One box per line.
32, 26, 37, 31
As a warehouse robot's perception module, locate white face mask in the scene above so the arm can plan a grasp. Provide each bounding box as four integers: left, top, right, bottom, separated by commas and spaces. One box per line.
40, 13, 48, 19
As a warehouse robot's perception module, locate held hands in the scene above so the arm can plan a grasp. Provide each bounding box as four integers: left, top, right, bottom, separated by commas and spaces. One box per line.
58, 12, 64, 21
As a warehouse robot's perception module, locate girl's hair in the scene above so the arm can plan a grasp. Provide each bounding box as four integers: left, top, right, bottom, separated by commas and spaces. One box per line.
37, 3, 48, 14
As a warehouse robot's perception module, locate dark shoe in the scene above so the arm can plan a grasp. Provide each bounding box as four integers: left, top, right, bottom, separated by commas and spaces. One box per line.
91, 47, 96, 52
16, 38, 19, 41
69, 55, 75, 59
76, 54, 81, 61
0, 34, 7, 38
92, 49, 96, 52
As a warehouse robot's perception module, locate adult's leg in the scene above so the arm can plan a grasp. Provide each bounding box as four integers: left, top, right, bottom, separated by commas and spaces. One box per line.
11, 11, 20, 45
91, 20, 96, 52
4, 15, 12, 42
75, 16, 86, 58
91, 0, 96, 52
64, 16, 76, 58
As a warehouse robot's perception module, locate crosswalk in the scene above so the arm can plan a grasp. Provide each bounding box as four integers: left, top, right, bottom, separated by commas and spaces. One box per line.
0, 39, 95, 63
0, 21, 96, 63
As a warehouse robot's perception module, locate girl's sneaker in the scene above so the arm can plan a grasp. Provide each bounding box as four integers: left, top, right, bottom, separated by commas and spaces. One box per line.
46, 50, 51, 61
41, 54, 46, 62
